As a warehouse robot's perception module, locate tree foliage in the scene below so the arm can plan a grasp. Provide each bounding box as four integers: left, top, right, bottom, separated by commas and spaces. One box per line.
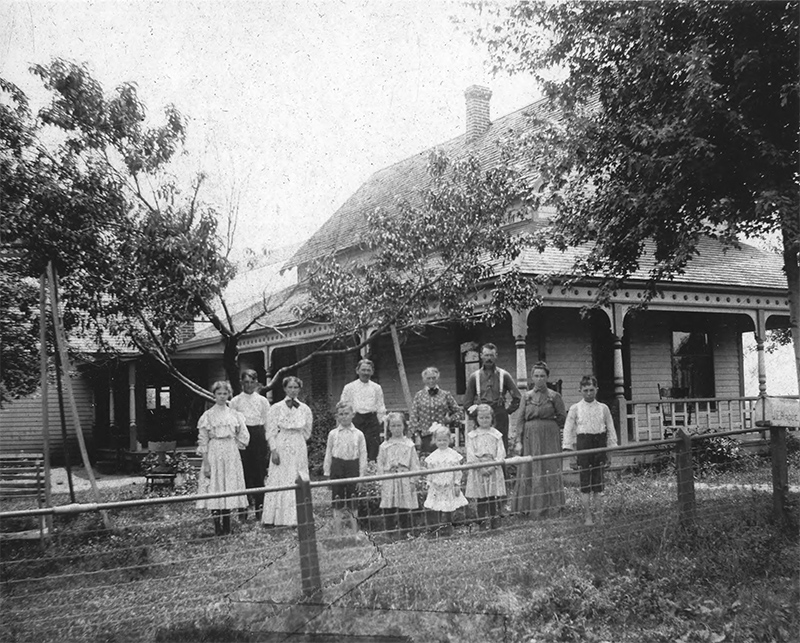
1, 60, 234, 401
305, 149, 541, 339
474, 0, 800, 384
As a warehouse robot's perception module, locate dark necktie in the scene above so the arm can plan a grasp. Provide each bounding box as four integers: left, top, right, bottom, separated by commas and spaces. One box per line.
428, 387, 439, 396
285, 399, 299, 409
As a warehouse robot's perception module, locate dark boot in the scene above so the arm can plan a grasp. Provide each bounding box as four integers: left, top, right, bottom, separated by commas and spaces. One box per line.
222, 511, 232, 535
213, 512, 223, 536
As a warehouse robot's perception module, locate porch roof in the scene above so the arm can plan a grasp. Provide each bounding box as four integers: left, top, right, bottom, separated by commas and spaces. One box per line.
509, 236, 786, 291
181, 236, 785, 352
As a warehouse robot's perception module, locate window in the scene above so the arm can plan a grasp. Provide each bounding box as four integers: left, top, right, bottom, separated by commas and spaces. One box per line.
671, 331, 714, 398
146, 385, 171, 410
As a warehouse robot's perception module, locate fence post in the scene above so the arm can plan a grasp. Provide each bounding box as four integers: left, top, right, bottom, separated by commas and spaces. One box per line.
675, 428, 695, 527
295, 472, 322, 598
770, 427, 789, 525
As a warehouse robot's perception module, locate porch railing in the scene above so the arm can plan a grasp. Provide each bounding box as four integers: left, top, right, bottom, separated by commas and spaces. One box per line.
619, 395, 781, 444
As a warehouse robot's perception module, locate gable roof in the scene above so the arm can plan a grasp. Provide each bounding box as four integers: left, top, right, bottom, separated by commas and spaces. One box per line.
286, 95, 554, 269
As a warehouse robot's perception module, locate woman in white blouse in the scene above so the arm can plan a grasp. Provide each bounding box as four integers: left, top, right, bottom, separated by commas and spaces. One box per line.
261, 376, 313, 527
196, 381, 250, 536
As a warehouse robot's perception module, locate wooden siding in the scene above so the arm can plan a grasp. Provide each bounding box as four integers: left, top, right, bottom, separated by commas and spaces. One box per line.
713, 322, 743, 398
628, 315, 673, 401
373, 327, 463, 411
0, 375, 95, 456
535, 309, 594, 408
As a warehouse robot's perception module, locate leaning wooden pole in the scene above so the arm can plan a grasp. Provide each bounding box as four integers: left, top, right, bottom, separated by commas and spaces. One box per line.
47, 262, 112, 529
39, 274, 53, 535
390, 324, 414, 437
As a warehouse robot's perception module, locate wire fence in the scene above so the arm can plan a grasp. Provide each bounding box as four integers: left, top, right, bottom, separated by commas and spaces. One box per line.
1, 426, 796, 642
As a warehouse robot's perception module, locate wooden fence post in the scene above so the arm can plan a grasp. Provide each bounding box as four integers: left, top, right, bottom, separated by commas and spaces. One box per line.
770, 426, 789, 525
295, 472, 322, 598
675, 428, 695, 527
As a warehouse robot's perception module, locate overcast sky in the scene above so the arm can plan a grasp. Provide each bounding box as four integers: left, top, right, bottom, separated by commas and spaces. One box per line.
1, 0, 539, 258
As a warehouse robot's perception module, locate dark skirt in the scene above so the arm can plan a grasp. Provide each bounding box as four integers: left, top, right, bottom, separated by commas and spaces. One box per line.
512, 418, 565, 517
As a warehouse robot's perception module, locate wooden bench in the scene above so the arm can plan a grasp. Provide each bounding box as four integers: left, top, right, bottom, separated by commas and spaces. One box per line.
0, 453, 47, 540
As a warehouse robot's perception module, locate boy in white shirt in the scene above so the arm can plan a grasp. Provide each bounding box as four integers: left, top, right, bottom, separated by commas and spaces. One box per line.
562, 375, 618, 526
324, 402, 368, 535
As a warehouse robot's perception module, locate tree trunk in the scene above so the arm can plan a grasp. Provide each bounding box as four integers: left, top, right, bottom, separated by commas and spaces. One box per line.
223, 335, 241, 394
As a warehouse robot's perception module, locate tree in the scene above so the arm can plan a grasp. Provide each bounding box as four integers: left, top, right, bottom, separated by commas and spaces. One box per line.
304, 148, 543, 396
474, 0, 800, 390
0, 61, 294, 401
1, 60, 382, 402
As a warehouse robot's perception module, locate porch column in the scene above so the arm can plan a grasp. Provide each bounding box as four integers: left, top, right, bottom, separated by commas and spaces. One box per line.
108, 372, 116, 438
611, 304, 629, 444
756, 309, 768, 397
509, 307, 533, 391
128, 361, 139, 451
263, 346, 275, 402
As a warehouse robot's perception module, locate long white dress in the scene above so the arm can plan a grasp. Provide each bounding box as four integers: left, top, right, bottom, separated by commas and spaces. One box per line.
261, 399, 313, 526
196, 405, 250, 510
423, 447, 468, 512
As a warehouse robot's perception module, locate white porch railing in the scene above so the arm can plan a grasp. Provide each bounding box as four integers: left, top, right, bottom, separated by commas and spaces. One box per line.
619, 396, 778, 444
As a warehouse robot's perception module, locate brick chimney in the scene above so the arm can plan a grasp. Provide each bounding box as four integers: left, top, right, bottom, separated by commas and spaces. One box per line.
464, 85, 492, 142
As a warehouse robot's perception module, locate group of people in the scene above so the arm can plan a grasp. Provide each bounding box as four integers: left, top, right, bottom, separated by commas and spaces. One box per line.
195, 345, 618, 537
195, 372, 311, 535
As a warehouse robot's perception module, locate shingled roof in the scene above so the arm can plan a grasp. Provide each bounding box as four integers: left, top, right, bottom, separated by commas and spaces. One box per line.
286, 88, 786, 294
506, 237, 786, 291
286, 92, 554, 269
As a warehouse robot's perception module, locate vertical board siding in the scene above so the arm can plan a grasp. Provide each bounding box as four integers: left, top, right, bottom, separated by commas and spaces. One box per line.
0, 376, 95, 455
540, 309, 593, 408
373, 328, 461, 412
628, 315, 673, 400
713, 322, 742, 399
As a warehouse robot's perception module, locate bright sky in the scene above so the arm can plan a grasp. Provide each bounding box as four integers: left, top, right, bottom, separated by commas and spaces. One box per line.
1, 0, 539, 258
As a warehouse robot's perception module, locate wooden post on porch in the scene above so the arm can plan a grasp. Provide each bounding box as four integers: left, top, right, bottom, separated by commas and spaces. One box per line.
510, 308, 532, 393
770, 426, 789, 526
295, 472, 321, 598
675, 428, 696, 528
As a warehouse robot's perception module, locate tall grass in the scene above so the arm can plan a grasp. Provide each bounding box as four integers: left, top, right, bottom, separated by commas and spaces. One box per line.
1, 464, 797, 642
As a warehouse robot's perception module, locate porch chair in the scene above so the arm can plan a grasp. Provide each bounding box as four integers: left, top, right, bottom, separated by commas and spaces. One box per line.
657, 385, 690, 436
143, 441, 177, 492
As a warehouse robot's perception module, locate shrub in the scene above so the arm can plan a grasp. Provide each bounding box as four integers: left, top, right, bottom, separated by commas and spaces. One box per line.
305, 396, 336, 477
690, 430, 745, 477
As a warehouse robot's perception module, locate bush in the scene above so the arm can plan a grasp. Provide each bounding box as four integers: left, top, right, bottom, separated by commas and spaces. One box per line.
305, 396, 336, 477
690, 430, 746, 477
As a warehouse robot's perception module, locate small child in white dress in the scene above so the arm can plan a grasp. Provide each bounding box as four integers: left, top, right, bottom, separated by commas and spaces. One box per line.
465, 404, 507, 530
423, 423, 467, 536
377, 412, 420, 538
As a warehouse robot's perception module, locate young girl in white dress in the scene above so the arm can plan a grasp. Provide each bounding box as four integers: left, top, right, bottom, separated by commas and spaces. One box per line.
465, 404, 507, 530
377, 412, 420, 538
196, 381, 250, 536
261, 376, 313, 527
423, 423, 467, 536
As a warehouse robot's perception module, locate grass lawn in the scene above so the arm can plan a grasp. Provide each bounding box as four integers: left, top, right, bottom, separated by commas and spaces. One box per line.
1, 454, 797, 643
